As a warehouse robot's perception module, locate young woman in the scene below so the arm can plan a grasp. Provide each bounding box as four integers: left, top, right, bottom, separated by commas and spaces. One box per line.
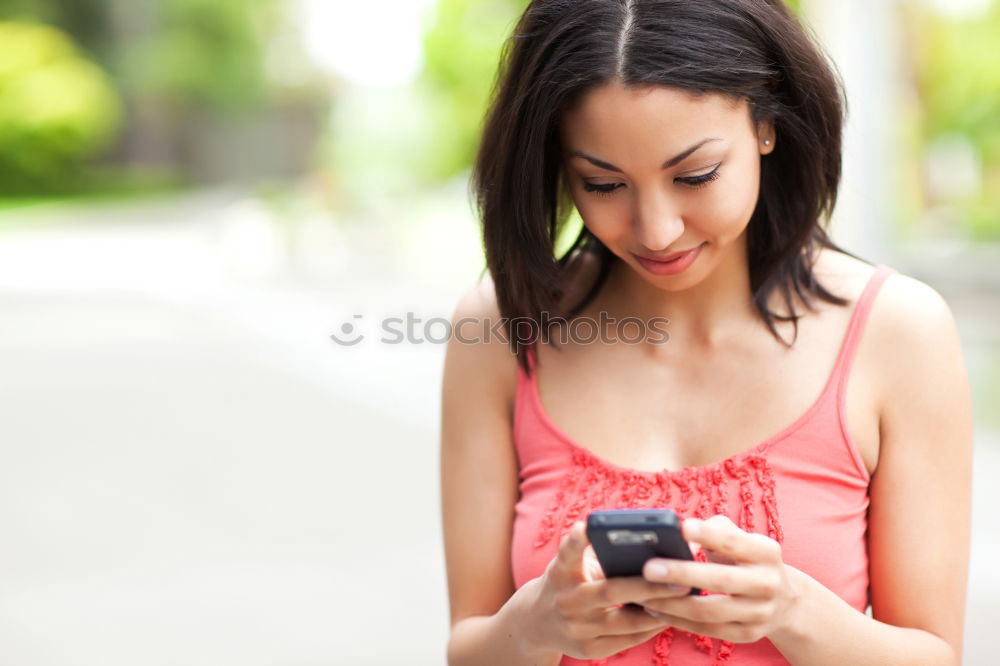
440, 1, 972, 664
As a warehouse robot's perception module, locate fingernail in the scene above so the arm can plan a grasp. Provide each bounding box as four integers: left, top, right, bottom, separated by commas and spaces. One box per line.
646, 561, 668, 578
686, 519, 702, 540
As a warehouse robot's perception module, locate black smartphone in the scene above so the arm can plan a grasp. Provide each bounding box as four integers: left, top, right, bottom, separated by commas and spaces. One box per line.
586, 508, 701, 596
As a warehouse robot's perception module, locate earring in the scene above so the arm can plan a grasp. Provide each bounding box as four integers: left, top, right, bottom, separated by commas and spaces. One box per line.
764, 139, 771, 146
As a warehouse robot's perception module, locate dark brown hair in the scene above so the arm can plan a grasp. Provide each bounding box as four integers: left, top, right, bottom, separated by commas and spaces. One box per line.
471, 0, 868, 375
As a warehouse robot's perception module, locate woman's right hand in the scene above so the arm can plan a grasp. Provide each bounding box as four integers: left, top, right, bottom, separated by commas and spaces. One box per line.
513, 521, 692, 661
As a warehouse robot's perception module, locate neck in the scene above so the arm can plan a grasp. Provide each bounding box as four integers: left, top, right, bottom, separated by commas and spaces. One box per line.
602, 234, 759, 354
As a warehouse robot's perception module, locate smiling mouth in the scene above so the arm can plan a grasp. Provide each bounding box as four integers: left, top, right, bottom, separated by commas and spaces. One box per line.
634, 243, 705, 263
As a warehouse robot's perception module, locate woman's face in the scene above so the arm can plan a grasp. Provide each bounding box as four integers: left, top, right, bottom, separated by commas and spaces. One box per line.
559, 82, 774, 287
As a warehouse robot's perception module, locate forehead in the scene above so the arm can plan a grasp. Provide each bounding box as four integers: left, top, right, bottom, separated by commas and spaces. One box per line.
559, 82, 751, 150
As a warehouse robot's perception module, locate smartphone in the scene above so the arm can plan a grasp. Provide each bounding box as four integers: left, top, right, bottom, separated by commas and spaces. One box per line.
586, 508, 701, 596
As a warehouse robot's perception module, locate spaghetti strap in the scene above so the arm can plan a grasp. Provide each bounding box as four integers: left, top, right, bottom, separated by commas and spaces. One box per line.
832, 263, 897, 386
517, 264, 898, 394
509, 267, 888, 666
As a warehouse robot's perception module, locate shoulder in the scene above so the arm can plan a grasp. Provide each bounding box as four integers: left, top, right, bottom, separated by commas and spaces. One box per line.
441, 276, 524, 624
449, 274, 511, 347
813, 248, 965, 416
865, 267, 960, 368
860, 265, 971, 651
856, 264, 968, 435
446, 275, 520, 417
809, 247, 878, 300
814, 249, 955, 336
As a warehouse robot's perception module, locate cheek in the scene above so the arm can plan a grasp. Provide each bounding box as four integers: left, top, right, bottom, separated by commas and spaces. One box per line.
698, 187, 755, 233
572, 193, 630, 240
695, 168, 761, 235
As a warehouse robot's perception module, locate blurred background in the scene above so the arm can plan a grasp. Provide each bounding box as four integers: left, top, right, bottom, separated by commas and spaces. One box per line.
0, 0, 996, 663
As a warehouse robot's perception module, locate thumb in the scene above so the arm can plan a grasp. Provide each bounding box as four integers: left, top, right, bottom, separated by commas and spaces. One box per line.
582, 544, 606, 582
552, 521, 589, 582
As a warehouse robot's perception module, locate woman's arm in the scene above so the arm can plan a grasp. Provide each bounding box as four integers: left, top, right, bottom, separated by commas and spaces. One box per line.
441, 281, 688, 664
440, 281, 563, 666
639, 274, 972, 665
769, 274, 973, 664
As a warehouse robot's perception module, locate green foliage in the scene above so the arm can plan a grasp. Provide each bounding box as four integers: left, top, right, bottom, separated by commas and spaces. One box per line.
0, 0, 283, 113
918, 8, 1000, 161
916, 4, 1000, 239
0, 20, 121, 192
0, 0, 57, 22
418, 0, 527, 183
0, 0, 109, 58
134, 0, 281, 112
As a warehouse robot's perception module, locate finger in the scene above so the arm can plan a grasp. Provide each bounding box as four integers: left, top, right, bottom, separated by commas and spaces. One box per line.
642, 611, 734, 643
551, 521, 590, 583
684, 516, 781, 564
643, 558, 780, 597
641, 592, 765, 625
644, 610, 759, 644
582, 544, 606, 582
575, 576, 689, 611
583, 604, 674, 637
590, 626, 669, 656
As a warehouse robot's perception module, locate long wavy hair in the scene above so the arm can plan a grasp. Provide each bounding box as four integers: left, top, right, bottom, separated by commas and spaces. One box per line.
471, 0, 868, 375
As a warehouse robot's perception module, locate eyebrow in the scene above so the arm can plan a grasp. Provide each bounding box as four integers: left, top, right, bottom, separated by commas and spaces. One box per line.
568, 137, 723, 173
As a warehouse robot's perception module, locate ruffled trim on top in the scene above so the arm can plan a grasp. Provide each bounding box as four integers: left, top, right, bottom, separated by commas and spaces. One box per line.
537, 447, 785, 665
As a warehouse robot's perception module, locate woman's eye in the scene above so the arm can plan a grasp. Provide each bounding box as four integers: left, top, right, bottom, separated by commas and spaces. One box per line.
582, 165, 722, 198
582, 182, 623, 198
676, 166, 721, 189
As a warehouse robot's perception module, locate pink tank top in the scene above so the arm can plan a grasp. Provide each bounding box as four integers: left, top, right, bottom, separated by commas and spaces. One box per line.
510, 264, 896, 665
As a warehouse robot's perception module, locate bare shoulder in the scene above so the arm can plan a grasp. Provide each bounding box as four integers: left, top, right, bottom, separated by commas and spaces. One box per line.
815, 248, 969, 484
860, 264, 971, 652
814, 248, 954, 328
447, 274, 520, 415
862, 264, 959, 360
441, 275, 523, 624
839, 256, 967, 423
810, 247, 878, 296
812, 246, 962, 395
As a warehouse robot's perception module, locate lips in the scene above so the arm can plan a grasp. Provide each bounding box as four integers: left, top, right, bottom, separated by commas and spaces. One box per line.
632, 243, 705, 276
635, 244, 703, 263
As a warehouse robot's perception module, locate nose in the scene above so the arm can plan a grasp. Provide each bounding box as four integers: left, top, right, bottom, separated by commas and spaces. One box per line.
633, 188, 685, 252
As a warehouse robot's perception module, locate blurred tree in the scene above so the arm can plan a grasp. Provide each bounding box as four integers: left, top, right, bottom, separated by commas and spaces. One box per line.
0, 20, 121, 193
0, 0, 111, 64
127, 0, 281, 113
912, 2, 1000, 239
0, 0, 330, 191
0, 0, 280, 112
418, 0, 527, 184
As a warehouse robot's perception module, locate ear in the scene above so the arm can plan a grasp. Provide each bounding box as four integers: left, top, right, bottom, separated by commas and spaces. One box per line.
757, 120, 776, 155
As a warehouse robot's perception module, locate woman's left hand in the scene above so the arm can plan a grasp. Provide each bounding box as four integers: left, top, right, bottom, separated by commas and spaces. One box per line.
639, 514, 803, 643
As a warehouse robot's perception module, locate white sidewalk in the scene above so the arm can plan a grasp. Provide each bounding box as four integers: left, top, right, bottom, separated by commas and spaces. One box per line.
0, 189, 467, 665
0, 189, 997, 664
